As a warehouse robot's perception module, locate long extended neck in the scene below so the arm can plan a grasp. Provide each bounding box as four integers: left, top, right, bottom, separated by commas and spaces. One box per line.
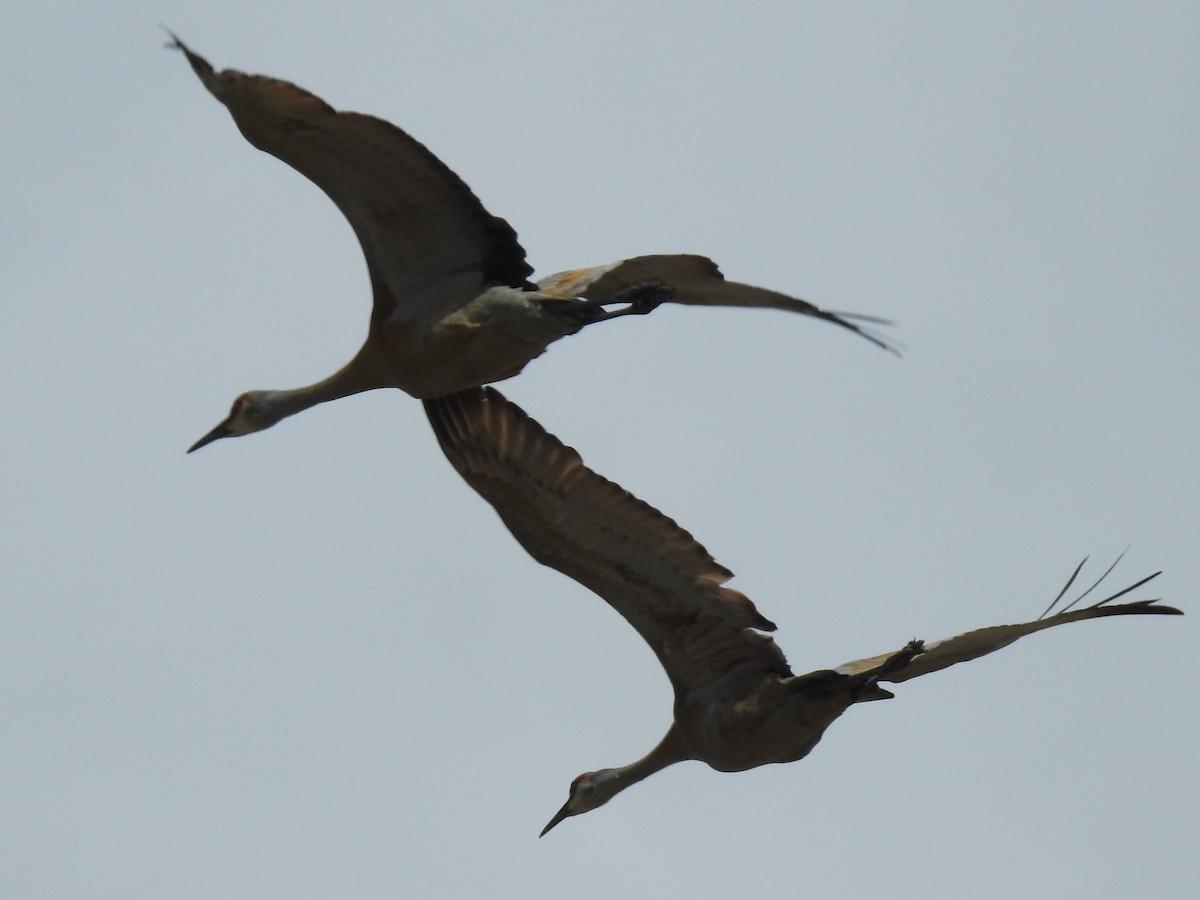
604, 726, 691, 797
266, 345, 393, 422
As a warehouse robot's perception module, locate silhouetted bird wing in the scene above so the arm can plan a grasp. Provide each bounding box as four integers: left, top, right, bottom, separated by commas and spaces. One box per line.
836, 563, 1179, 683
170, 34, 533, 325
425, 387, 792, 698
538, 254, 897, 352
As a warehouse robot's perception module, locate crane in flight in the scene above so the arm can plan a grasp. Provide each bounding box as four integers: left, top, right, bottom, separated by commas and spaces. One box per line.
168, 35, 895, 454
423, 387, 1182, 835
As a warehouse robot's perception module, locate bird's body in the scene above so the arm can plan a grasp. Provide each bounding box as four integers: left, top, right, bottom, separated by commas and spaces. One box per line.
170, 36, 895, 452
671, 674, 858, 771
423, 387, 1182, 834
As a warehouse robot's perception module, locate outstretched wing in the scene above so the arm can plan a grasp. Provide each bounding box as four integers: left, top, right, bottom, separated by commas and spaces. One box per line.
169, 35, 534, 323
537, 254, 898, 353
835, 562, 1181, 683
424, 387, 792, 696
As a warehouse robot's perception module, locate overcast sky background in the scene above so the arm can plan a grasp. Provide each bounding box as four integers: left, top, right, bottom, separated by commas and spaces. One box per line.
3, 3, 1197, 898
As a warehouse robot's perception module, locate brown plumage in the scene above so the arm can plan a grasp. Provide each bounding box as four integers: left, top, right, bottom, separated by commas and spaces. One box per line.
169, 34, 895, 453
423, 386, 1182, 834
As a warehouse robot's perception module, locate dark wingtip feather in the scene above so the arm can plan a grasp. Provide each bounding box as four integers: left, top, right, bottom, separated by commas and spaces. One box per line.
1039, 550, 1155, 620
1037, 556, 1180, 619
1122, 599, 1183, 616
1093, 570, 1161, 608
1039, 556, 1090, 620
163, 29, 216, 84
825, 310, 905, 356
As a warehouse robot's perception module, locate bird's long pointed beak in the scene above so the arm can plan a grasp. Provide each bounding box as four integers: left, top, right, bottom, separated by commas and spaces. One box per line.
187, 418, 233, 454
539, 800, 573, 838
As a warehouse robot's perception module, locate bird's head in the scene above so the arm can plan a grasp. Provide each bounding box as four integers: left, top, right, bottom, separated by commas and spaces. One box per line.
539, 769, 623, 837
187, 391, 287, 452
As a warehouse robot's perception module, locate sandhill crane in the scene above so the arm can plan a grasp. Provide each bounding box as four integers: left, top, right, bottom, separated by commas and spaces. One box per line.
423, 387, 1182, 835
168, 36, 895, 454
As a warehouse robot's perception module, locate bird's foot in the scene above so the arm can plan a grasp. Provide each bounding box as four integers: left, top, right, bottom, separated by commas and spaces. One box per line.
872, 639, 925, 681
604, 279, 673, 316
846, 639, 924, 701
537, 297, 609, 325
538, 280, 673, 326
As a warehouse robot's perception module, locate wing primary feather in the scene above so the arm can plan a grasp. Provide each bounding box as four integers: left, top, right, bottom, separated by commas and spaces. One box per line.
1091, 570, 1162, 608
1037, 555, 1089, 620
1052, 547, 1128, 617
826, 311, 895, 326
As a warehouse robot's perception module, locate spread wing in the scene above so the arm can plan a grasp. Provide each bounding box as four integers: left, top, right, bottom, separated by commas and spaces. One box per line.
169, 34, 534, 323
835, 560, 1180, 683
424, 387, 792, 697
537, 254, 898, 353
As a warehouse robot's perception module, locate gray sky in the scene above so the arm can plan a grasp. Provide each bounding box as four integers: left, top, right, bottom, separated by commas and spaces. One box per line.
3, 2, 1197, 897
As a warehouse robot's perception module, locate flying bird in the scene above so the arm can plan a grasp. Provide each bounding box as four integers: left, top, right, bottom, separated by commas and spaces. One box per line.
423, 387, 1182, 835
168, 35, 895, 453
